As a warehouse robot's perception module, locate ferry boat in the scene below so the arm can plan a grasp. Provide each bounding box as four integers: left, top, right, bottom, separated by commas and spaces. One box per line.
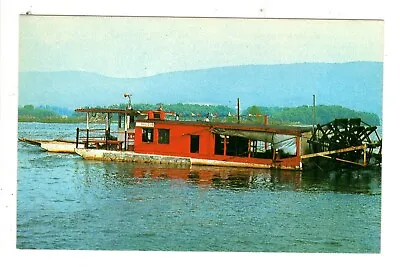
18, 99, 382, 170
72, 106, 313, 170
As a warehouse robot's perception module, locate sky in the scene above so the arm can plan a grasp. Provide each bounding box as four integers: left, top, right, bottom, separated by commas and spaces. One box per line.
19, 16, 384, 78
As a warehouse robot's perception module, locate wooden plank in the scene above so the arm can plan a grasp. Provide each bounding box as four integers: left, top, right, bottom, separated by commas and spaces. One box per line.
320, 155, 366, 167
301, 145, 366, 159
18, 138, 43, 146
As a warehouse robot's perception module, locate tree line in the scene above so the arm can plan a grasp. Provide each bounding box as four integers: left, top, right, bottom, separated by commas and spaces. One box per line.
18, 105, 82, 123
243, 105, 380, 126
18, 103, 381, 126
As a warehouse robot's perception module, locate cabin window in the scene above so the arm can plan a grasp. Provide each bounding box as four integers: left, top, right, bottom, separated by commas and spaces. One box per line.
142, 128, 154, 143
226, 136, 249, 157
158, 129, 170, 144
190, 135, 200, 153
214, 134, 224, 155
250, 140, 272, 159
153, 112, 161, 119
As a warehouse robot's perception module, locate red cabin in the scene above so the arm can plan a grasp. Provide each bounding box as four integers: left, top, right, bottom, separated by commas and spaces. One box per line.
133, 110, 310, 170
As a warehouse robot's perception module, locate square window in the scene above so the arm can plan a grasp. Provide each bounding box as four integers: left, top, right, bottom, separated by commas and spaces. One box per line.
153, 113, 161, 119
142, 128, 154, 143
158, 129, 170, 144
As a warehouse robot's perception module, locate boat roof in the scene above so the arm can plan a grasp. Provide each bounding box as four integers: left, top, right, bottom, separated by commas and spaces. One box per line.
75, 108, 312, 135
140, 119, 313, 135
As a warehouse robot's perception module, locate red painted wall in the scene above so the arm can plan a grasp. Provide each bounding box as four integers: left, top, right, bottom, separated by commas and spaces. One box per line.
135, 122, 213, 157
134, 120, 301, 168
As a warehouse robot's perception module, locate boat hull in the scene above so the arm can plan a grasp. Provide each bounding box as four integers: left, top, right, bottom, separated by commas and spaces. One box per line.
74, 148, 300, 170
41, 141, 85, 153
74, 148, 191, 165
19, 138, 84, 153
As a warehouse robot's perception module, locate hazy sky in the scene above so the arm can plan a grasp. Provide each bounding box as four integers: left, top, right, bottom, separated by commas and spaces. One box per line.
19, 16, 384, 78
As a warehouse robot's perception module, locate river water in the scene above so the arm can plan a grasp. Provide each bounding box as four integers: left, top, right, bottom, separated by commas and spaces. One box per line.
17, 122, 381, 252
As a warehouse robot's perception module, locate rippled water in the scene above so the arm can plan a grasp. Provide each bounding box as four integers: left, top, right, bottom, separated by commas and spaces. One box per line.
17, 122, 381, 252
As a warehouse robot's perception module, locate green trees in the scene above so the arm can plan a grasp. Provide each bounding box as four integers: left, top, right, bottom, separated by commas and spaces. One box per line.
18, 103, 381, 126
19, 105, 58, 119
125, 103, 235, 118
247, 105, 262, 116
243, 105, 381, 125
18, 105, 84, 123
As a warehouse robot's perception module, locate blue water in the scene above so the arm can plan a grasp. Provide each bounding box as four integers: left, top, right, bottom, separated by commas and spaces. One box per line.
17, 122, 381, 252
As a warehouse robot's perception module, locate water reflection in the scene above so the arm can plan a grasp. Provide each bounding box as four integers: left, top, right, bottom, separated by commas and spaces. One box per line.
301, 168, 381, 195
97, 162, 381, 195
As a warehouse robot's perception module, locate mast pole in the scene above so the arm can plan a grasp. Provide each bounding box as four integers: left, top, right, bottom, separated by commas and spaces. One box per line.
312, 94, 316, 133
237, 97, 240, 124
86, 112, 89, 148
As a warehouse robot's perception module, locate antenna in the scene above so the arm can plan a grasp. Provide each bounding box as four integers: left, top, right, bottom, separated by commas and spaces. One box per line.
124, 93, 132, 110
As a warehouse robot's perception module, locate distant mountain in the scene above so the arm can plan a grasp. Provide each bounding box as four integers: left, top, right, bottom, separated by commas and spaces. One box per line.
38, 105, 74, 116
18, 62, 383, 117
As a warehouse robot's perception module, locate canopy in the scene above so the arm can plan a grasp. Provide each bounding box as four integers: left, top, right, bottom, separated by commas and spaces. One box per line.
210, 128, 297, 153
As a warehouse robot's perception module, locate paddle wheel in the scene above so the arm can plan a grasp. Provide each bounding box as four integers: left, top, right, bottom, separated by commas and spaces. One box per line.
303, 118, 382, 168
